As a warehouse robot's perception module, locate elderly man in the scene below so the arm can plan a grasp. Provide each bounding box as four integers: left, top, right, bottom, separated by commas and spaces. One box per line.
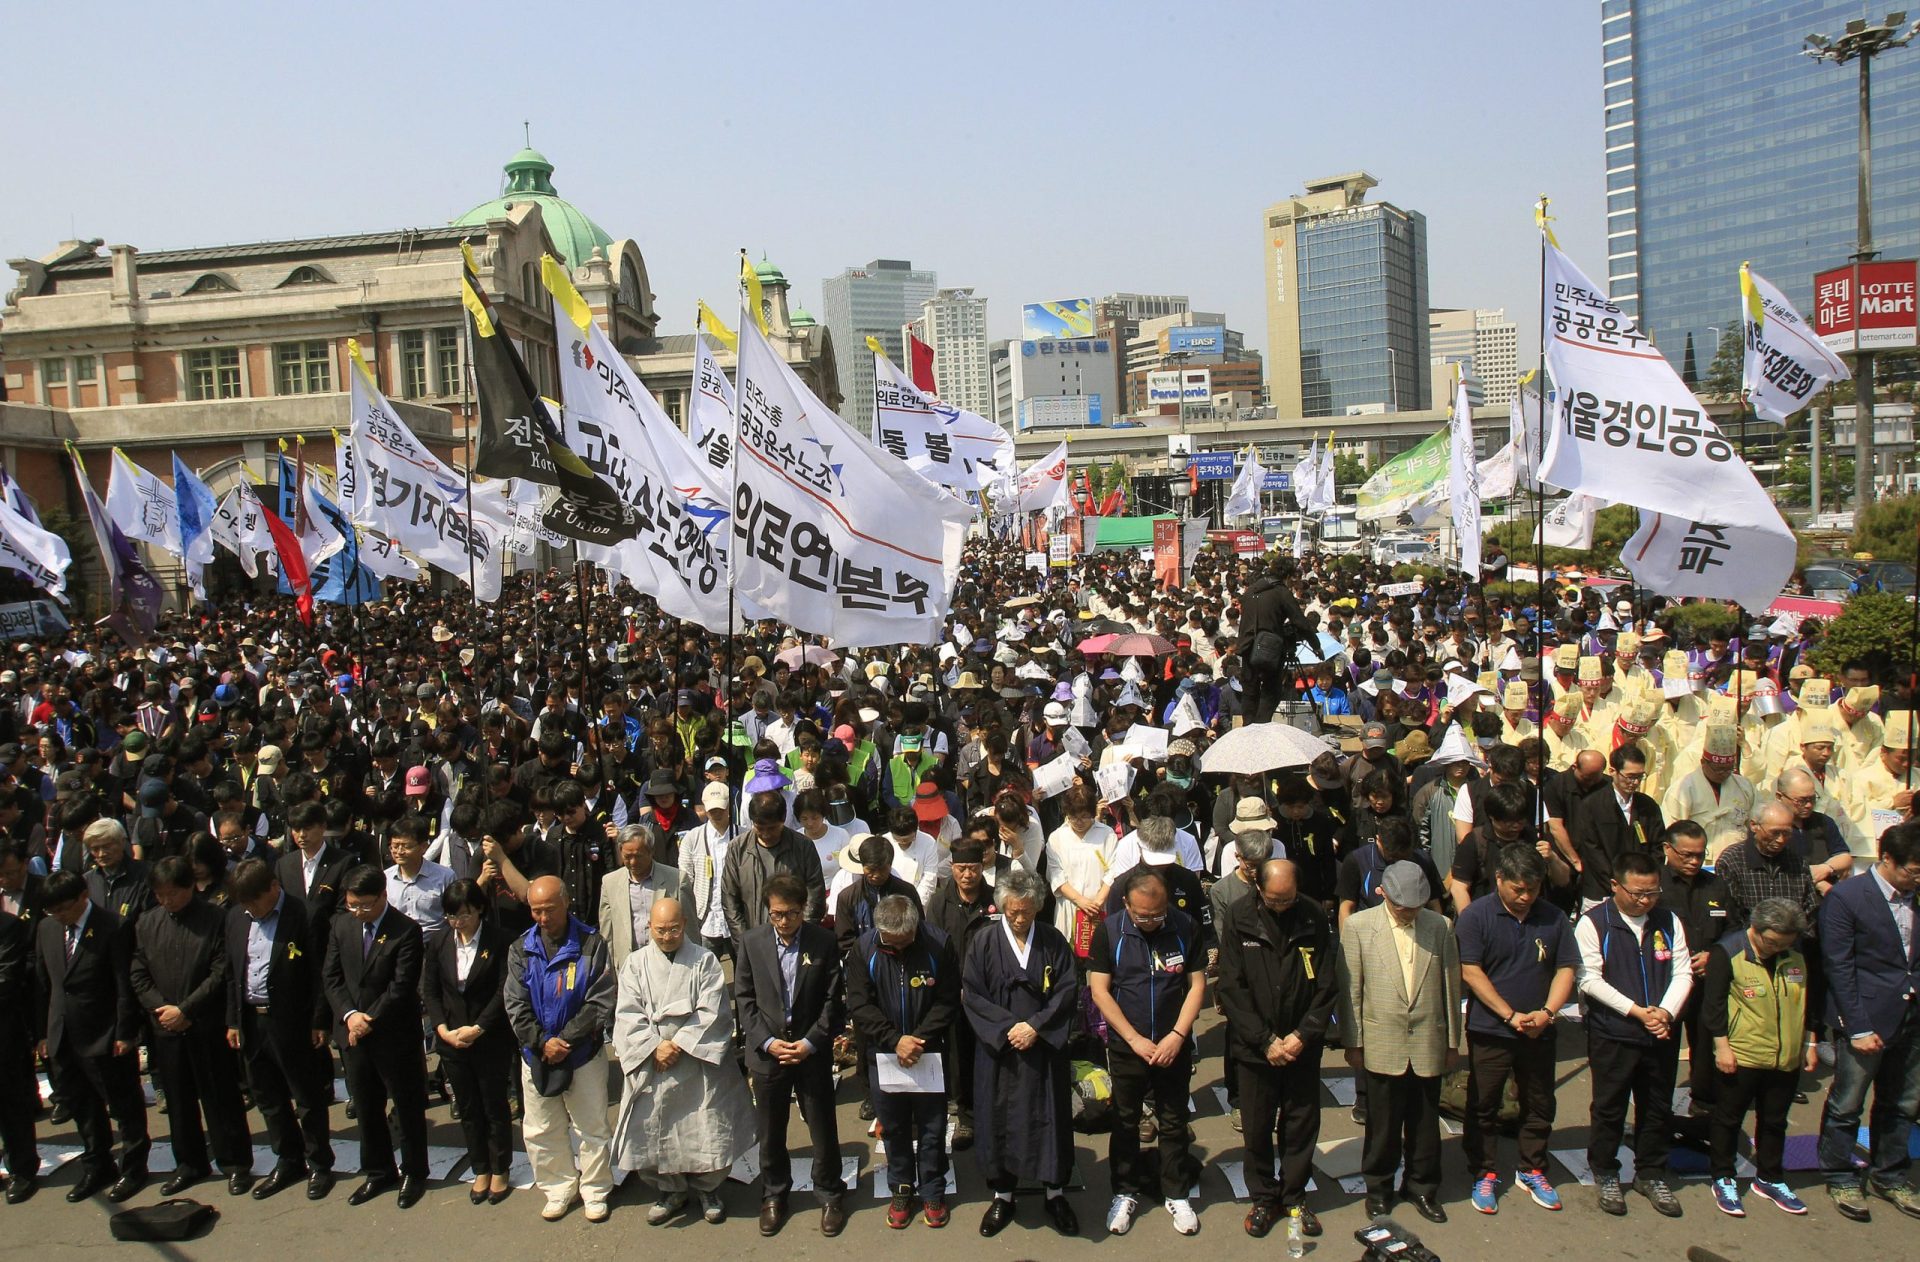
1715, 803, 1820, 935
1772, 767, 1855, 894
1841, 713, 1915, 847
598, 824, 688, 970
1577, 851, 1692, 1218
1817, 822, 1920, 1222
1216, 857, 1335, 1237
505, 876, 616, 1223
847, 893, 960, 1230
612, 898, 755, 1226
1664, 726, 1758, 862
966, 865, 1080, 1238
1339, 860, 1462, 1223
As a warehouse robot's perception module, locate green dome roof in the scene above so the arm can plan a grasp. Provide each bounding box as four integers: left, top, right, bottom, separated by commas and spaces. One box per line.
789, 305, 816, 328
454, 148, 614, 268
753, 257, 787, 286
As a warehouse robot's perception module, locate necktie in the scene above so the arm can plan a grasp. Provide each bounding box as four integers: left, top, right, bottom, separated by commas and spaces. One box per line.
362, 922, 376, 958
65, 924, 79, 962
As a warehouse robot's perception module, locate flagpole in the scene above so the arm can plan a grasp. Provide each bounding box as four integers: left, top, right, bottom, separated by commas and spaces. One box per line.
461, 312, 480, 608
1533, 198, 1551, 834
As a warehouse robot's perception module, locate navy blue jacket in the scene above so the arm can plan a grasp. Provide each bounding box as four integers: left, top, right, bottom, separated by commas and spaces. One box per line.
1820, 868, 1920, 1041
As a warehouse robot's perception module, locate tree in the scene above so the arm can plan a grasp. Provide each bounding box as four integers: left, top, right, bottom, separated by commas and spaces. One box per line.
1485, 502, 1639, 571
1332, 452, 1367, 493
1811, 591, 1912, 679
1852, 493, 1920, 560
1701, 322, 1743, 402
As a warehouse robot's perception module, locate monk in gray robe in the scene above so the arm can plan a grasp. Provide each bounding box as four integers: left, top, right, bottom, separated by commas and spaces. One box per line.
611, 898, 755, 1226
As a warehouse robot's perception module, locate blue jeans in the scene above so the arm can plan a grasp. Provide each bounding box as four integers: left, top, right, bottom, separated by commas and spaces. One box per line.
873, 1079, 949, 1203
1819, 1005, 1920, 1187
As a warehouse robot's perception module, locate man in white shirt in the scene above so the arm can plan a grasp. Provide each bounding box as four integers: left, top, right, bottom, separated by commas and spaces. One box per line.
1575, 851, 1691, 1219
383, 818, 455, 934
882, 807, 946, 903
674, 783, 739, 954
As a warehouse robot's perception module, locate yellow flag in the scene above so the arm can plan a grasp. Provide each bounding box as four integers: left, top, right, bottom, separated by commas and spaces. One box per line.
1534, 196, 1559, 249
698, 301, 737, 352
1739, 261, 1764, 330
543, 255, 593, 332
740, 251, 766, 335
459, 242, 495, 337
346, 338, 377, 387
865, 335, 888, 358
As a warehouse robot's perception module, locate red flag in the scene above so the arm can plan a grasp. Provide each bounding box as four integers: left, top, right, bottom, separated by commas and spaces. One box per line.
1098, 485, 1127, 516
259, 501, 314, 626
1075, 471, 1097, 516
908, 333, 937, 394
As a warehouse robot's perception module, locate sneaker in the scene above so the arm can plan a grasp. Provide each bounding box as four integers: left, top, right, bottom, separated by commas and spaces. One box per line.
700, 1191, 726, 1224
922, 1200, 949, 1229
1471, 1171, 1500, 1215
541, 1197, 572, 1222
1165, 1198, 1199, 1235
1711, 1178, 1745, 1217
1869, 1180, 1920, 1219
1829, 1182, 1871, 1222
648, 1193, 689, 1226
1597, 1177, 1627, 1216
1635, 1176, 1682, 1218
888, 1189, 915, 1229
1106, 1194, 1140, 1235
1749, 1180, 1806, 1215
583, 1201, 610, 1224
1516, 1169, 1561, 1211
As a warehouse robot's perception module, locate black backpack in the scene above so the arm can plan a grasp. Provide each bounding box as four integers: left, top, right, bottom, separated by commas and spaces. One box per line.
109, 1198, 218, 1242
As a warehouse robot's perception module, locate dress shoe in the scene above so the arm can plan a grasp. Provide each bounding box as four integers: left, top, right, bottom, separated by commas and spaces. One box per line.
1295, 1204, 1323, 1236
1043, 1194, 1079, 1236
107, 1171, 147, 1203
1244, 1203, 1278, 1238
1407, 1193, 1448, 1223
470, 1184, 489, 1205
6, 1176, 38, 1204
348, 1174, 398, 1205
1364, 1193, 1392, 1218
49, 1102, 71, 1125
487, 1185, 512, 1206
307, 1170, 335, 1200
820, 1199, 846, 1237
66, 1166, 112, 1203
161, 1167, 210, 1197
227, 1171, 256, 1197
759, 1196, 788, 1236
252, 1166, 304, 1200
979, 1197, 1015, 1236
396, 1176, 426, 1210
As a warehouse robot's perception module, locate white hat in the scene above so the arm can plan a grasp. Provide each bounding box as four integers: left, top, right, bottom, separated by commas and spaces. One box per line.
1114, 682, 1149, 710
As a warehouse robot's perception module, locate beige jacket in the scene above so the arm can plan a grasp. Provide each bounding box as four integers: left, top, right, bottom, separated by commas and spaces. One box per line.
1337, 904, 1463, 1078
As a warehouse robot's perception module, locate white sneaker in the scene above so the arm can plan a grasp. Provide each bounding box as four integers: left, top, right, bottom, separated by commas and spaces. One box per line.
541, 1197, 572, 1221
1107, 1194, 1140, 1235
1166, 1197, 1200, 1235
583, 1201, 610, 1223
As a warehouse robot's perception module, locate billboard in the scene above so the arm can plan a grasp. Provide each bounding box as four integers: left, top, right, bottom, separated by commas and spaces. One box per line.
1022, 298, 1096, 341
1187, 451, 1237, 481
1814, 260, 1918, 352
1147, 369, 1212, 405
1020, 394, 1103, 430
1261, 470, 1292, 492
1166, 324, 1226, 357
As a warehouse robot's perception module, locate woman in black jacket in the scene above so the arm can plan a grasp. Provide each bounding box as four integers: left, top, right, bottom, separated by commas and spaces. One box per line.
423, 879, 516, 1204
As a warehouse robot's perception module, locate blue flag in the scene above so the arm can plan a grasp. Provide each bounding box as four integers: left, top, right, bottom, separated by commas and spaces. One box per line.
303, 477, 380, 606
171, 453, 219, 599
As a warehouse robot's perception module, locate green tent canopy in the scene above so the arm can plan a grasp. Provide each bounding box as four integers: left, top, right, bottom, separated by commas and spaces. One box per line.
1089, 514, 1175, 550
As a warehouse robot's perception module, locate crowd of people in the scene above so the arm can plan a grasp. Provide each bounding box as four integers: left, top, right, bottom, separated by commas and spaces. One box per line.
0, 538, 1915, 1241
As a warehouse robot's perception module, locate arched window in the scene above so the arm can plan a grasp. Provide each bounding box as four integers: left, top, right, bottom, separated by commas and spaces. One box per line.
185, 272, 237, 294
278, 265, 334, 286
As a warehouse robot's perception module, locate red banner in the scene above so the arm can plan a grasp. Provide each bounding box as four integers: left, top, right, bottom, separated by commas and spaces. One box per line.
1153, 518, 1181, 588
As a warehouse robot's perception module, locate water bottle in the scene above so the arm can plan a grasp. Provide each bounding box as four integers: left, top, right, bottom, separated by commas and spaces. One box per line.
1287, 1206, 1305, 1258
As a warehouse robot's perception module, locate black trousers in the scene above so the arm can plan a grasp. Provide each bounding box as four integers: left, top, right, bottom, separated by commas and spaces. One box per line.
340, 1033, 429, 1179
1245, 665, 1285, 726
947, 1018, 977, 1117
1107, 1041, 1193, 1199
1711, 1065, 1797, 1181
0, 1028, 37, 1179
442, 1041, 515, 1176
1462, 1031, 1558, 1174
1362, 1069, 1441, 1199
1587, 1034, 1677, 1178
1677, 989, 1718, 1111
239, 1008, 334, 1172
753, 1055, 844, 1203
51, 1044, 149, 1177
150, 1031, 251, 1173
1238, 1056, 1322, 1208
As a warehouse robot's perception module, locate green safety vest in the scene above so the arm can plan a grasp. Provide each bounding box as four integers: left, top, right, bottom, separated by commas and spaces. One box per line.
1724, 940, 1810, 1073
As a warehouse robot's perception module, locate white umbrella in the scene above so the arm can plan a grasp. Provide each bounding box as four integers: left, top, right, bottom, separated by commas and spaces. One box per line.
1198, 722, 1334, 776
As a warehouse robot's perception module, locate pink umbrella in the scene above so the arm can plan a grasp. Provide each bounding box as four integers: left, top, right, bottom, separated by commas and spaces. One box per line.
1076, 634, 1118, 655
775, 644, 839, 670
1105, 633, 1178, 658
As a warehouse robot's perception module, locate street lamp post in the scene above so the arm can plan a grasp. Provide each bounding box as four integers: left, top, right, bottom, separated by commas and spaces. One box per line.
1805, 11, 1920, 509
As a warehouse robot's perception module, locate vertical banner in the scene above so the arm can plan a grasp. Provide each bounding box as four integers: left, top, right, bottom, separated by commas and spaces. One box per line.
1153, 517, 1181, 588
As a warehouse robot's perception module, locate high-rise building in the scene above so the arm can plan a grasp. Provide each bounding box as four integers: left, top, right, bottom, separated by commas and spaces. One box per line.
1263, 172, 1430, 417
903, 287, 991, 416
820, 259, 937, 434
1428, 307, 1518, 406
1100, 292, 1191, 323
1602, 1, 1920, 366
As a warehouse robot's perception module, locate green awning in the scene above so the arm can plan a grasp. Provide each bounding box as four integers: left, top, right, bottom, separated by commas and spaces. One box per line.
1091, 514, 1175, 549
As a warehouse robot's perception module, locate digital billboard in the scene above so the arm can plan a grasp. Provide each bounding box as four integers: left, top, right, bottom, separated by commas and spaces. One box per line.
1166, 325, 1226, 357
1022, 298, 1096, 340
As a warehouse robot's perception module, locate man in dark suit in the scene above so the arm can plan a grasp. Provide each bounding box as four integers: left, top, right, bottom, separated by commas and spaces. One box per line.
737, 872, 847, 1237
276, 800, 355, 942
35, 869, 149, 1203
131, 855, 253, 1196
0, 898, 38, 1202
226, 857, 336, 1200
0, 840, 47, 931
322, 863, 429, 1209
1570, 745, 1665, 907
1817, 823, 1920, 1222
81, 818, 151, 925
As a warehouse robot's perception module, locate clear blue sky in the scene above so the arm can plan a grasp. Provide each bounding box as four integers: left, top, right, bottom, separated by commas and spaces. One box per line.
3, 0, 1603, 374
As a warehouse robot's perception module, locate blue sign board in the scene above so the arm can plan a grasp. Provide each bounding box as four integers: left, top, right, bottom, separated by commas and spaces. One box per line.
1261, 471, 1291, 491
1167, 324, 1226, 357
1188, 451, 1237, 481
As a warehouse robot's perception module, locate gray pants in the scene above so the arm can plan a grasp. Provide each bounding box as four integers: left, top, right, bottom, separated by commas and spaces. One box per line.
648, 1168, 729, 1193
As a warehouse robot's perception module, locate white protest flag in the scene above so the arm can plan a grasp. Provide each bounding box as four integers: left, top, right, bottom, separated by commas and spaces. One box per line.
1537, 493, 1602, 549
300, 475, 349, 568
0, 493, 71, 601
105, 449, 182, 556
1291, 512, 1309, 558
1014, 441, 1073, 515
869, 344, 1015, 494
346, 340, 503, 602
1291, 439, 1318, 511
1475, 438, 1517, 502
735, 317, 970, 647
1315, 437, 1336, 510
357, 532, 420, 582
1510, 378, 1541, 491
1224, 445, 1265, 519
689, 332, 736, 473
1537, 239, 1793, 611
213, 481, 275, 578
1448, 369, 1483, 576
1741, 263, 1850, 424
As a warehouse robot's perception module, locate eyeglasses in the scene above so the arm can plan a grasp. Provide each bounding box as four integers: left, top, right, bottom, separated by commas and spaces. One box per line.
1665, 847, 1707, 862
1615, 771, 1646, 783
1777, 794, 1816, 808
1615, 885, 1660, 902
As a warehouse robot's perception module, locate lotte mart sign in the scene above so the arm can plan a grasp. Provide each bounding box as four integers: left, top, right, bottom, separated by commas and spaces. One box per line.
1813, 260, 1919, 353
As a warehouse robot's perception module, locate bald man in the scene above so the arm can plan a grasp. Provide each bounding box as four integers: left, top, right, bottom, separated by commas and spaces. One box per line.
1770, 768, 1855, 893
504, 875, 617, 1222
1713, 804, 1820, 933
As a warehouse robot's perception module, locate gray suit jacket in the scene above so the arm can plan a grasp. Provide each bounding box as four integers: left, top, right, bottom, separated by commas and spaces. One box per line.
1337, 903, 1463, 1078
597, 863, 689, 971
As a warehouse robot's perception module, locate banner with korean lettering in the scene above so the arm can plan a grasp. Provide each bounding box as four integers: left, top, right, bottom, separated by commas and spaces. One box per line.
1538, 241, 1793, 612
1448, 371, 1482, 577
870, 348, 1015, 494
106, 449, 183, 556
346, 341, 503, 602
1014, 441, 1072, 515
734, 319, 969, 647
1741, 263, 1850, 424
211, 483, 272, 578
1536, 492, 1601, 550
0, 493, 69, 602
